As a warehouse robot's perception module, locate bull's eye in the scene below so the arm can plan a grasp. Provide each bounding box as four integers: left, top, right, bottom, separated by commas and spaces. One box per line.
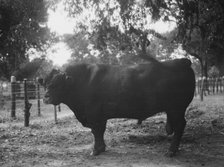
47, 83, 60, 90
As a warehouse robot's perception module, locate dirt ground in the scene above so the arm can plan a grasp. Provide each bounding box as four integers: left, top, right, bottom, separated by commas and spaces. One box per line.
0, 95, 224, 167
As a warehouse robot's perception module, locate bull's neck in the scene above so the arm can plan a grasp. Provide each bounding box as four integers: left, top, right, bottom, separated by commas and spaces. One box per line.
62, 95, 87, 126
62, 91, 83, 113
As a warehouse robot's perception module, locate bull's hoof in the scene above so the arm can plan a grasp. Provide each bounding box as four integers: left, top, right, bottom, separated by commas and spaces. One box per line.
137, 119, 142, 125
166, 129, 174, 136
91, 146, 106, 156
165, 151, 176, 157
165, 124, 174, 135
165, 149, 179, 157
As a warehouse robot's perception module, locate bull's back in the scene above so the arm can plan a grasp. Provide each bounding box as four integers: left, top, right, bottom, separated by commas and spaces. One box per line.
97, 59, 195, 118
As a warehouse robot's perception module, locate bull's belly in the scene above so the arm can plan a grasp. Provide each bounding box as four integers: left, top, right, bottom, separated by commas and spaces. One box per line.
102, 101, 161, 119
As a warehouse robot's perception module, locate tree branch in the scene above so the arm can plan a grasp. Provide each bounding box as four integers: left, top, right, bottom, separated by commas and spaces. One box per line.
187, 51, 202, 62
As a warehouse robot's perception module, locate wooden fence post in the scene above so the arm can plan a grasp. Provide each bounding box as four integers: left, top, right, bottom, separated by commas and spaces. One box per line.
222, 76, 224, 92
197, 77, 202, 96
207, 77, 211, 94
11, 76, 16, 119
36, 78, 41, 116
54, 105, 58, 124
212, 77, 215, 94
215, 78, 219, 93
24, 79, 31, 127
58, 105, 61, 112
194, 79, 198, 97
200, 77, 205, 101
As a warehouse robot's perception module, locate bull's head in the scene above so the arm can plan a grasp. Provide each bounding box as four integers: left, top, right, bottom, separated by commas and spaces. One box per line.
38, 69, 72, 105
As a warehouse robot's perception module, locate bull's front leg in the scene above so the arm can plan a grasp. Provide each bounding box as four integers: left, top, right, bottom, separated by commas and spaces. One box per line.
90, 121, 106, 156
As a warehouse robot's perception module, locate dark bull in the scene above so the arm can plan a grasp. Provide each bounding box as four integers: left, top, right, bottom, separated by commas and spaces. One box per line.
39, 58, 195, 157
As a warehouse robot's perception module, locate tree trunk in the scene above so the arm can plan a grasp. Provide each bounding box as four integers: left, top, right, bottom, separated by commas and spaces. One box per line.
201, 56, 208, 78
200, 55, 209, 99
139, 33, 158, 63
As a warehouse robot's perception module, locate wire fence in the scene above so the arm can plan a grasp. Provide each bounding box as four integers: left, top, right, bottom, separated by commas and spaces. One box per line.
0, 77, 62, 126
195, 76, 224, 101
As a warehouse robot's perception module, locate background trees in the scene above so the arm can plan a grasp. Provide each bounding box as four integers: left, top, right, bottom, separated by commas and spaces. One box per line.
176, 0, 224, 77
0, 0, 51, 79
63, 0, 173, 64
1, 0, 224, 79
62, 0, 224, 76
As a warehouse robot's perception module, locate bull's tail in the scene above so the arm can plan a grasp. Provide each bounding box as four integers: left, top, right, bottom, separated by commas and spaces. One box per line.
163, 58, 192, 70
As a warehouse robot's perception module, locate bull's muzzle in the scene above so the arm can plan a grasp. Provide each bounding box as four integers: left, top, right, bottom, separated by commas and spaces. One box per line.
43, 94, 51, 104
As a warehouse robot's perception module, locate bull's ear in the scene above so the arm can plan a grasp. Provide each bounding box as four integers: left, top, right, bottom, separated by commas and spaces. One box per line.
37, 78, 44, 86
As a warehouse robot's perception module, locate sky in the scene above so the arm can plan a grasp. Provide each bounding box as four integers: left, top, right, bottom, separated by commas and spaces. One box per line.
47, 2, 74, 35
47, 42, 72, 66
44, 2, 176, 66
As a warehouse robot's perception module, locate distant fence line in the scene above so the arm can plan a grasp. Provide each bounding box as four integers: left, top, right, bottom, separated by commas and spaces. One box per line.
195, 76, 224, 101
0, 76, 61, 126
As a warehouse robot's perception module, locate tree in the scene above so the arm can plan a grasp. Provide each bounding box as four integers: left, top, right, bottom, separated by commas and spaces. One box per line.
12, 57, 54, 81
61, 0, 172, 64
175, 0, 224, 76
0, 0, 51, 79
58, 0, 224, 76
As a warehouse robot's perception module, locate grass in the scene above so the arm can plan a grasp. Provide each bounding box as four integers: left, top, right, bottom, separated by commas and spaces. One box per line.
0, 94, 224, 167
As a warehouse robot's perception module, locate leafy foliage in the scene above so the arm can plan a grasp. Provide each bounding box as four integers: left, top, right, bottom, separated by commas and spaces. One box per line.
61, 0, 224, 75
1, 0, 222, 77
12, 58, 54, 81
175, 0, 224, 76
0, 0, 50, 79
62, 0, 173, 64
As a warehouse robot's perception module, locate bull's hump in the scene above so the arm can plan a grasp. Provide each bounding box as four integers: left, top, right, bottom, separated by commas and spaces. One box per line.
178, 58, 192, 67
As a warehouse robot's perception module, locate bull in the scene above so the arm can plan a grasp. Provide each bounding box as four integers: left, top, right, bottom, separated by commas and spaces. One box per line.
39, 58, 195, 156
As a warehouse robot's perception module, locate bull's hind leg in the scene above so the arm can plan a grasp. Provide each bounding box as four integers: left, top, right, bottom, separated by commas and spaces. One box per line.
166, 110, 186, 157
166, 115, 174, 135
91, 121, 106, 156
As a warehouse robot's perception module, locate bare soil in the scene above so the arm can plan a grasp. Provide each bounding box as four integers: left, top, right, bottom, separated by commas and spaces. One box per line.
0, 95, 224, 167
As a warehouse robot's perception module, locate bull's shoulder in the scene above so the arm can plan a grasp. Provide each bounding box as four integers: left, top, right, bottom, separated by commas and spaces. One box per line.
162, 58, 192, 69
